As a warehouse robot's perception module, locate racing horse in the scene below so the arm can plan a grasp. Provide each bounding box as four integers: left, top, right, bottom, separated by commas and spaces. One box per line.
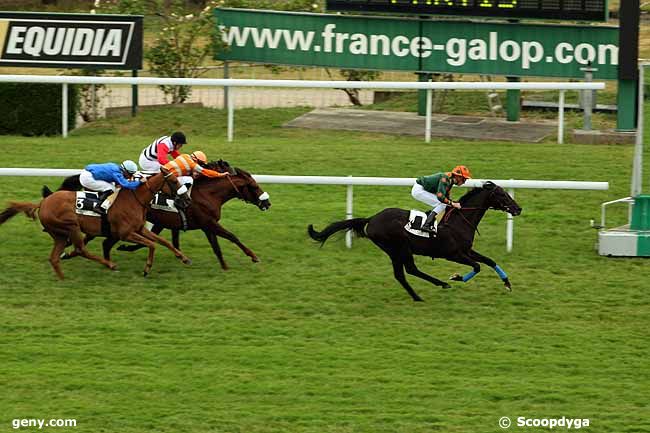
308, 181, 522, 302
54, 161, 271, 270
0, 168, 191, 279
116, 161, 271, 269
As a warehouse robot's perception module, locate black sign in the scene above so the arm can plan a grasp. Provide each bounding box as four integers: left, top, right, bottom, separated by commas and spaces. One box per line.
0, 12, 143, 69
326, 0, 609, 21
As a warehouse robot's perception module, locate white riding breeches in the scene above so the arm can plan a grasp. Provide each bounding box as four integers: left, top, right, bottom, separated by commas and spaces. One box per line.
79, 170, 115, 192
139, 153, 161, 172
177, 176, 193, 186
411, 182, 447, 214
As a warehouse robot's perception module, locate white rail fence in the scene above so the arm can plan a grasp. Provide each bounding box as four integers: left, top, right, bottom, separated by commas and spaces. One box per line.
0, 168, 609, 252
0, 75, 605, 144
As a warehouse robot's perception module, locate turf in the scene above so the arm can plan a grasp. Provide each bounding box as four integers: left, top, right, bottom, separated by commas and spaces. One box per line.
0, 107, 648, 433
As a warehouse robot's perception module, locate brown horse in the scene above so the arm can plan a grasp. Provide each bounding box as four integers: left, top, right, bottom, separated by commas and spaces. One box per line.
56, 161, 271, 270
0, 168, 191, 279
120, 162, 271, 269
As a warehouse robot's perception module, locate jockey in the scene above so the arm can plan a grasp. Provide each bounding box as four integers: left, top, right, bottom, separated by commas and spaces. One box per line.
139, 131, 187, 172
163, 151, 229, 202
411, 165, 472, 234
79, 160, 141, 214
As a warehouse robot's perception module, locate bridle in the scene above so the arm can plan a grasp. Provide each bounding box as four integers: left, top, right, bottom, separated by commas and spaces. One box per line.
442, 188, 513, 236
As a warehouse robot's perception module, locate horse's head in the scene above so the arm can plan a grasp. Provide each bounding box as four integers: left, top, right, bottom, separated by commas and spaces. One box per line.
482, 181, 522, 216
226, 166, 271, 211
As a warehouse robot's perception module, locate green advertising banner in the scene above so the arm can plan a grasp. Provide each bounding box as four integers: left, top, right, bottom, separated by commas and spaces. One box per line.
215, 8, 619, 80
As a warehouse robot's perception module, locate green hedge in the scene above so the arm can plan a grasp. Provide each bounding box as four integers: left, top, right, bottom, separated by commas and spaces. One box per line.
0, 83, 78, 136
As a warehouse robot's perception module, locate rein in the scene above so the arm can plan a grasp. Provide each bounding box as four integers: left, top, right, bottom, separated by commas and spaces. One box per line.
131, 173, 175, 207
225, 174, 244, 199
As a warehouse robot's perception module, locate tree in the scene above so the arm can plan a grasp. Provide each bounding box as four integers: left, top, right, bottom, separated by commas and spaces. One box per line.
96, 0, 222, 103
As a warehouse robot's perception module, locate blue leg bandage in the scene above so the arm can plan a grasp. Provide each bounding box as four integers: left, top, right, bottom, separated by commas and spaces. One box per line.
462, 270, 478, 282
494, 265, 508, 280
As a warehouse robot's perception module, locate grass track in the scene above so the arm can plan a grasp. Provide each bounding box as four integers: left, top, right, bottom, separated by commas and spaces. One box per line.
0, 107, 649, 433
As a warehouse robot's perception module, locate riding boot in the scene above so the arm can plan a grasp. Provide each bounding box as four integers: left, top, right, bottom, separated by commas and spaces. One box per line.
420, 211, 438, 234
174, 192, 191, 209
94, 190, 112, 215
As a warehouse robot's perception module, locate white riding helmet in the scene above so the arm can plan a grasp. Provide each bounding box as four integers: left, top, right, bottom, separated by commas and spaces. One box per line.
121, 160, 138, 174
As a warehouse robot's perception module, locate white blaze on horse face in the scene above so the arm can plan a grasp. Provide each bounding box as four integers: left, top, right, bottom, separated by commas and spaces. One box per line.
258, 192, 270, 201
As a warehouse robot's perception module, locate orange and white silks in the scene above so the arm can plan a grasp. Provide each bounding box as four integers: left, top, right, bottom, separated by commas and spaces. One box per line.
163, 154, 226, 178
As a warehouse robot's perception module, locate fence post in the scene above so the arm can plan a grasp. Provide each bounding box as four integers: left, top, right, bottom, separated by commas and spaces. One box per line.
507, 186, 515, 252
227, 86, 234, 142
346, 179, 353, 249
557, 90, 565, 144
62, 83, 68, 138
425, 89, 432, 143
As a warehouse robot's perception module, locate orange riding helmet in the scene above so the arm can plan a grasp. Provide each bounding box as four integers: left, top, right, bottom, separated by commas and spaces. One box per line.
190, 151, 207, 164
451, 165, 472, 179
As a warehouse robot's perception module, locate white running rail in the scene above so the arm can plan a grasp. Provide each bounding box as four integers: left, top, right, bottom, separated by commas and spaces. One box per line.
0, 168, 609, 252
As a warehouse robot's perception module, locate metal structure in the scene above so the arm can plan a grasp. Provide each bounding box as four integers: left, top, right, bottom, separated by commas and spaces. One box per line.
0, 74, 604, 143
598, 63, 650, 257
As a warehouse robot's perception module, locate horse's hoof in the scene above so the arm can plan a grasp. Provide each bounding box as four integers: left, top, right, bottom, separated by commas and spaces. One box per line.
441, 283, 452, 289
251, 256, 260, 263
449, 273, 463, 281
413, 297, 424, 302
182, 258, 192, 265
60, 252, 71, 260
143, 271, 149, 277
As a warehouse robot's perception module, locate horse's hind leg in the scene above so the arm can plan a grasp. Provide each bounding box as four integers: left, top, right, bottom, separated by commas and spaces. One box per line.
48, 236, 68, 280
61, 234, 96, 260
402, 254, 451, 289
70, 230, 116, 270
372, 239, 424, 302
390, 259, 424, 302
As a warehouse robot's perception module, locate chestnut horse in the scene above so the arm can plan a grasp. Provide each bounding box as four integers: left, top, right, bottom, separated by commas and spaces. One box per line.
55, 161, 271, 270
0, 169, 191, 279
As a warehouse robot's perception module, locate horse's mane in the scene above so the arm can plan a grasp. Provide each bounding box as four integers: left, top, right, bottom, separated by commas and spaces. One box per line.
457, 186, 485, 205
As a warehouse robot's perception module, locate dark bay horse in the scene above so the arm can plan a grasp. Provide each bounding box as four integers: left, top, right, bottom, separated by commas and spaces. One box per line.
0, 169, 191, 279
308, 181, 522, 302
55, 161, 271, 270
117, 161, 271, 269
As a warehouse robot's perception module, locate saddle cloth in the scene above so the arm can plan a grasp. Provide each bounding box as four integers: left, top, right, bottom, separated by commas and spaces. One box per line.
74, 190, 119, 217
150, 192, 179, 213
404, 210, 437, 238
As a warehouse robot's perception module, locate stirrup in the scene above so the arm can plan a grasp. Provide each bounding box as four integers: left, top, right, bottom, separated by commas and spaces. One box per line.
420, 225, 436, 234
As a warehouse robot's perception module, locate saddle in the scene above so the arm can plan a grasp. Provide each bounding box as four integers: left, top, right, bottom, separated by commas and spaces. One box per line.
74, 191, 101, 216
150, 192, 189, 230
404, 210, 437, 238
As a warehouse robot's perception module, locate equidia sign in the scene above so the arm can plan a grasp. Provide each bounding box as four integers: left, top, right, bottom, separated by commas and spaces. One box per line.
0, 12, 143, 69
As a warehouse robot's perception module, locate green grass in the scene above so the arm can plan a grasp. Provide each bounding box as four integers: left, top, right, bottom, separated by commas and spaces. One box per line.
1, 107, 649, 433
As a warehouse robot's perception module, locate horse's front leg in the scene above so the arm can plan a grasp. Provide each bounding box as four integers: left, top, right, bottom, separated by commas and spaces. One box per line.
202, 228, 228, 270
468, 249, 512, 291
209, 221, 259, 263
139, 227, 192, 265
447, 253, 482, 284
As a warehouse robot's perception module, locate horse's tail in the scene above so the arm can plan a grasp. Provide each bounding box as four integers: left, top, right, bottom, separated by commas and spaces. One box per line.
58, 174, 82, 191
42, 185, 53, 198
0, 202, 40, 225
308, 217, 370, 245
